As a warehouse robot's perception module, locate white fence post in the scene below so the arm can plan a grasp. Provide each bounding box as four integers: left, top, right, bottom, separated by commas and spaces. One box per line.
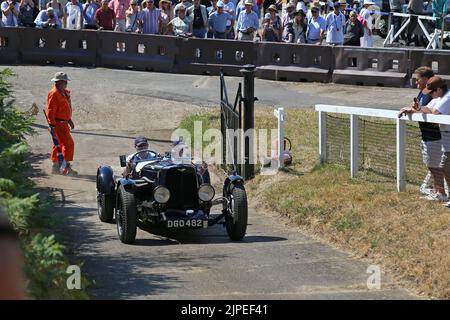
274, 107, 285, 169
350, 115, 359, 178
319, 111, 327, 164
396, 118, 406, 192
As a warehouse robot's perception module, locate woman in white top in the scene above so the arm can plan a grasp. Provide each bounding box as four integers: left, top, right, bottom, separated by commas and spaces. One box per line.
359, 0, 374, 48
168, 4, 192, 36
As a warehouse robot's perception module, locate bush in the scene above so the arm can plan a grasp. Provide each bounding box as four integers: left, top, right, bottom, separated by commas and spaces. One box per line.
0, 68, 89, 299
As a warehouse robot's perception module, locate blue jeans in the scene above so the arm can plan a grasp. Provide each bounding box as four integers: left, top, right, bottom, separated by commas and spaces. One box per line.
193, 28, 207, 38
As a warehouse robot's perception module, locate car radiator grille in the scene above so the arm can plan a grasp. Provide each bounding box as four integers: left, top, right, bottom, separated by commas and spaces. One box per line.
165, 167, 198, 210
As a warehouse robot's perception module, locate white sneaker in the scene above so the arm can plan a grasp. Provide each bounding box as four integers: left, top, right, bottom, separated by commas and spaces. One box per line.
419, 187, 433, 196
423, 192, 448, 202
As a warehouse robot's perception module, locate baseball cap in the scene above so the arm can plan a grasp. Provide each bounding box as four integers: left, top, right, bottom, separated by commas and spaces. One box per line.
264, 13, 271, 20
217, 1, 224, 7
134, 136, 148, 147
422, 76, 447, 94
244, 0, 253, 5
333, 2, 341, 7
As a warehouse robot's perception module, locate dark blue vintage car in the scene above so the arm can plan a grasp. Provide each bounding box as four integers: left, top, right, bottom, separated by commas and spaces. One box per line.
96, 151, 248, 244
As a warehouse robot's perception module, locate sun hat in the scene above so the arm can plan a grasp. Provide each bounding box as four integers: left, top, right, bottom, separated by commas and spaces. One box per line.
51, 71, 70, 82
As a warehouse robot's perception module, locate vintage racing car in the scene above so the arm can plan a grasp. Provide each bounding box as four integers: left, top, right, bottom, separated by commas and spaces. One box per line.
96, 150, 248, 244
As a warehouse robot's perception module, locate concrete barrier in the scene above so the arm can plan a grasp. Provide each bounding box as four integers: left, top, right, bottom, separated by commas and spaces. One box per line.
409, 49, 450, 86
1, 27, 449, 88
332, 46, 410, 87
0, 27, 20, 64
256, 42, 333, 83
174, 37, 256, 76
18, 28, 97, 66
97, 31, 177, 72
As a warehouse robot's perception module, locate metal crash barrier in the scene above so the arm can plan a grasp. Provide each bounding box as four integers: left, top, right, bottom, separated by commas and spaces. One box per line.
332, 46, 409, 87
255, 42, 333, 83
1, 27, 449, 87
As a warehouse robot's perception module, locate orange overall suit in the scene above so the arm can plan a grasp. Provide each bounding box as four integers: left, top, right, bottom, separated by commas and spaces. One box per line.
46, 86, 74, 162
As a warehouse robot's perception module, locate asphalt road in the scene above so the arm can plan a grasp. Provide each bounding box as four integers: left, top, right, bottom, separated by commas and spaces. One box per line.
7, 65, 418, 299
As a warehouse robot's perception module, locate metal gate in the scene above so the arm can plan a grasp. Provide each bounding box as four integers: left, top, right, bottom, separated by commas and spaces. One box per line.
220, 65, 256, 180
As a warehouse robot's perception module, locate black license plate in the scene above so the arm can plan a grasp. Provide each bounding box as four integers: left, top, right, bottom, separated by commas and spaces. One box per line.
166, 219, 207, 228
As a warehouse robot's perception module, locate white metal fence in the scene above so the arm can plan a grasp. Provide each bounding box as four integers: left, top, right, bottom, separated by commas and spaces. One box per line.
315, 104, 450, 192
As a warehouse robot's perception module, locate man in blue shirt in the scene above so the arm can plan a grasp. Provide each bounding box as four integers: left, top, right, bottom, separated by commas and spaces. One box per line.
236, 0, 258, 40
235, 0, 258, 19
325, 2, 345, 45
35, 6, 62, 28
208, 1, 231, 39
83, 0, 99, 29
306, 5, 325, 44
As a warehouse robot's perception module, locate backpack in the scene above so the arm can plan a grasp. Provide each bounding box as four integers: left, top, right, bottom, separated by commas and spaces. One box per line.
357, 14, 366, 27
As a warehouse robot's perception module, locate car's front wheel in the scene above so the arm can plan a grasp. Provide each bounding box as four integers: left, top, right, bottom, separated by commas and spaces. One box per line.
97, 192, 114, 223
116, 184, 137, 244
226, 184, 248, 241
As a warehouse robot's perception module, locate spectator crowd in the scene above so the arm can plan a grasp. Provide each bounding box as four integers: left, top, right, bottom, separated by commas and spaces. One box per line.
0, 0, 448, 46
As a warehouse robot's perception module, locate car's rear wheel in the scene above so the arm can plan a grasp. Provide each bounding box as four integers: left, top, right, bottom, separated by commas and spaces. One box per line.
226, 184, 248, 241
97, 192, 114, 223
116, 184, 137, 244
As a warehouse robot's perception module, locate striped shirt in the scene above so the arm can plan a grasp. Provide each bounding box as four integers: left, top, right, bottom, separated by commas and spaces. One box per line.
141, 7, 161, 34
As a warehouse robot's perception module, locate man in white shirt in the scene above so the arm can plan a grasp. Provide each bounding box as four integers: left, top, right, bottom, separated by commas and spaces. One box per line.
325, 2, 345, 45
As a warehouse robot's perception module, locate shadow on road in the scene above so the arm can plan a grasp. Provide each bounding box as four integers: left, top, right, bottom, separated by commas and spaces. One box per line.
31, 123, 172, 143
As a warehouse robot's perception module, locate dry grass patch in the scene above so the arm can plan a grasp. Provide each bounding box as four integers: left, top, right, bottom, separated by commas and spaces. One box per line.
179, 106, 450, 299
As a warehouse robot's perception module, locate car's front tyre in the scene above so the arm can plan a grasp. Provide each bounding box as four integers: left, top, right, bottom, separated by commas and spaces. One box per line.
116, 184, 137, 244
226, 184, 248, 241
98, 192, 114, 223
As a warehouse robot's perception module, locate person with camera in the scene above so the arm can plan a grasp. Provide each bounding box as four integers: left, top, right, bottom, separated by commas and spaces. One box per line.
1, 0, 20, 26
259, 12, 277, 42
34, 6, 62, 28
18, 0, 35, 27
236, 0, 259, 40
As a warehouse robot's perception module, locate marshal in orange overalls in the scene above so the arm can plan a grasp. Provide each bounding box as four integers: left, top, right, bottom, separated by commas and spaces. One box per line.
46, 86, 74, 162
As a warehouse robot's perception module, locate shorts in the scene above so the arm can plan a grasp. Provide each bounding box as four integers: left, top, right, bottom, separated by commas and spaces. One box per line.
421, 140, 442, 168
115, 19, 126, 32
440, 152, 450, 177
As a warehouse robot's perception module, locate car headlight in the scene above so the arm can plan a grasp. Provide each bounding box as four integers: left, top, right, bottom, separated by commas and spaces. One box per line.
198, 184, 215, 202
154, 186, 170, 203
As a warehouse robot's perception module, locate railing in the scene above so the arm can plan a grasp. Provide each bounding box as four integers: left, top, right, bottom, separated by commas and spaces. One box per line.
1, 27, 449, 88
315, 104, 450, 192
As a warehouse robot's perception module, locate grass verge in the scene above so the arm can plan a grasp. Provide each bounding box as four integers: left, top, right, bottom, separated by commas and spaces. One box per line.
179, 106, 450, 299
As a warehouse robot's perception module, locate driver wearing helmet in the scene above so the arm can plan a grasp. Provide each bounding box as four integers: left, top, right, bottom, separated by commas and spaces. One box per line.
122, 136, 157, 177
